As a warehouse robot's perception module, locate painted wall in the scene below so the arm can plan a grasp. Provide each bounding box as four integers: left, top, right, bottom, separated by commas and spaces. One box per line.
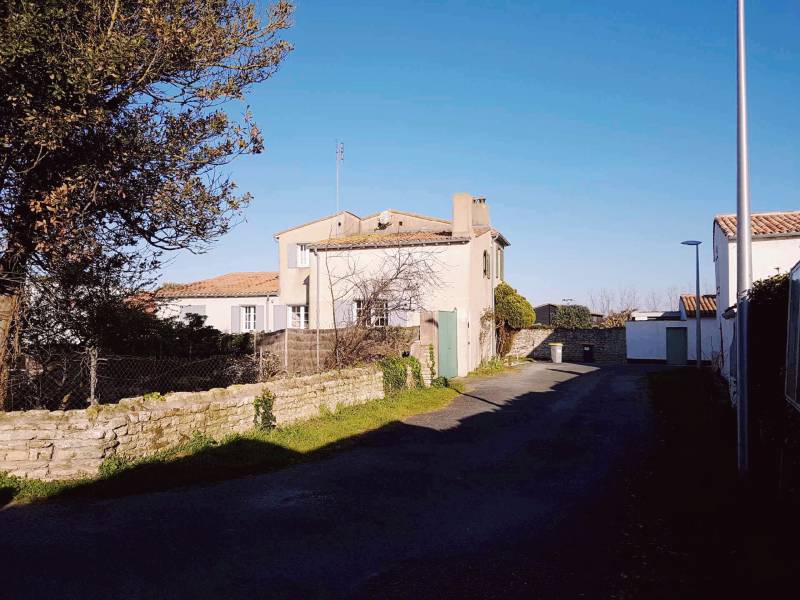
625, 317, 718, 362
158, 296, 278, 333
308, 238, 495, 376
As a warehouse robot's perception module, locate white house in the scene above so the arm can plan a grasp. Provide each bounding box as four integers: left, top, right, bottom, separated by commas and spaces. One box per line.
157, 272, 280, 333
625, 294, 718, 364
272, 193, 510, 376
712, 211, 800, 392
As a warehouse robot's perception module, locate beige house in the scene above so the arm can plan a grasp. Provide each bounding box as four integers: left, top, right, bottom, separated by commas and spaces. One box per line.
157, 272, 280, 333
273, 193, 509, 376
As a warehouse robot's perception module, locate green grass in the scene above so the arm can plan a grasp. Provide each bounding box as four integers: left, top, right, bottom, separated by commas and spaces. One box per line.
467, 357, 513, 378
0, 385, 459, 506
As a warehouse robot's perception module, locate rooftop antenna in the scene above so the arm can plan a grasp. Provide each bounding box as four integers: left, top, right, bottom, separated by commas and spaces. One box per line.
336, 141, 344, 213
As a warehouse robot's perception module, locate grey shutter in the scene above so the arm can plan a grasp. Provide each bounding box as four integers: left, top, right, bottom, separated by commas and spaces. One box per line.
287, 243, 297, 268
255, 305, 265, 331
334, 299, 353, 327
230, 305, 241, 333
273, 305, 287, 330
180, 305, 206, 318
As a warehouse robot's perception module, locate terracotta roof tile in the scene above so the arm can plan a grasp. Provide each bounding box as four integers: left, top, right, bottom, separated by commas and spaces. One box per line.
715, 211, 800, 240
311, 230, 470, 250
158, 272, 279, 298
680, 294, 717, 317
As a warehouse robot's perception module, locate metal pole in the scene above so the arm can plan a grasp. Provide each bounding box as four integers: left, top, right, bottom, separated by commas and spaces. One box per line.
315, 249, 321, 371
695, 244, 702, 368
736, 0, 753, 477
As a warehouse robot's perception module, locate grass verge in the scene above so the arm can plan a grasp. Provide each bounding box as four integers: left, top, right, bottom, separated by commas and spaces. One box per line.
467, 357, 514, 378
0, 385, 459, 506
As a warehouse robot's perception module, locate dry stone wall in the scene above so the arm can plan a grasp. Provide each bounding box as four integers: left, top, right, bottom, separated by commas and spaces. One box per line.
0, 366, 383, 481
510, 327, 626, 364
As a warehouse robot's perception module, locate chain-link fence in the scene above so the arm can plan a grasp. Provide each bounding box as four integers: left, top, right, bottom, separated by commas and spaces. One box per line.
3, 349, 282, 412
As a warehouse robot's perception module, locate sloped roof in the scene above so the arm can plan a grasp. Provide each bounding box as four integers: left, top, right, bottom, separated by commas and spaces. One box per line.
158, 272, 279, 298
311, 230, 470, 250
680, 294, 717, 317
715, 211, 800, 240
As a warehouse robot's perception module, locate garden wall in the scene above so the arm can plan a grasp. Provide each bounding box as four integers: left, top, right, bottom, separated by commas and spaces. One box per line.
0, 366, 383, 481
509, 327, 626, 364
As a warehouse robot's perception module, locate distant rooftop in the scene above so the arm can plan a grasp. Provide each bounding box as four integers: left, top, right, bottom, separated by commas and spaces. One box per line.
680, 294, 717, 318
158, 272, 279, 298
715, 211, 800, 240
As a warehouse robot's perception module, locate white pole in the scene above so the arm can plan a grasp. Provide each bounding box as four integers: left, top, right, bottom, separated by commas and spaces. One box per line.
695, 244, 702, 368
736, 0, 753, 478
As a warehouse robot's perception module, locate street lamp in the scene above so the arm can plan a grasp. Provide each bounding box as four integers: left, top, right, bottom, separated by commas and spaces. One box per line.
682, 240, 702, 368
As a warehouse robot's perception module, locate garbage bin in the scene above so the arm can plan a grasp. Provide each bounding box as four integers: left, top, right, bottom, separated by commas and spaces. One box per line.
548, 342, 563, 363
582, 344, 595, 363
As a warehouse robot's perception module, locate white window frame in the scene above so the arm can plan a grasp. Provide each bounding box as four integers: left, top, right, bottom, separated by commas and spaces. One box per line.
354, 299, 389, 328
290, 305, 308, 329
242, 305, 257, 331
297, 244, 310, 268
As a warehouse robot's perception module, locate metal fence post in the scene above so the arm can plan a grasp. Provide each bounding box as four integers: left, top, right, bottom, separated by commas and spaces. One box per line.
88, 347, 98, 406
258, 348, 264, 381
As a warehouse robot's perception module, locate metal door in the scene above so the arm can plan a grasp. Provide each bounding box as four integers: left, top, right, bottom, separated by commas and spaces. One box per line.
666, 327, 688, 365
437, 310, 458, 378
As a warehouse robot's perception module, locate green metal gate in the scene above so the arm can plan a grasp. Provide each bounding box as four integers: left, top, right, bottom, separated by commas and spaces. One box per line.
437, 310, 458, 379
666, 327, 688, 365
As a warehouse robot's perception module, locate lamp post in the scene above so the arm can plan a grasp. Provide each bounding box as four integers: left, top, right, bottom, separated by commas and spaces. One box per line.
682, 240, 702, 368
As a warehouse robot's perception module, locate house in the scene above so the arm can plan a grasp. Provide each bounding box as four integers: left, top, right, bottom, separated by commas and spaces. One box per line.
712, 211, 800, 391
272, 193, 509, 376
625, 294, 719, 364
157, 272, 280, 333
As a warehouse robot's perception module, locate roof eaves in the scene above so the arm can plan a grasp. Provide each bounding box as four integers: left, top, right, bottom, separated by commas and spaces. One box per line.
310, 237, 470, 251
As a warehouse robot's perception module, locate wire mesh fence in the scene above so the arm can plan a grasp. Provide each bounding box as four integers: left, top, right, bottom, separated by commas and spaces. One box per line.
3, 349, 282, 412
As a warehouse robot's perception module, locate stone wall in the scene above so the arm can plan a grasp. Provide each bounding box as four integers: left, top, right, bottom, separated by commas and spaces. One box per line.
509, 327, 626, 364
0, 366, 383, 481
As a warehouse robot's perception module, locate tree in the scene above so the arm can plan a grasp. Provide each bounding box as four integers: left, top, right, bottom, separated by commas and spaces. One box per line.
552, 304, 592, 329
323, 246, 444, 367
0, 1, 294, 403
494, 282, 535, 355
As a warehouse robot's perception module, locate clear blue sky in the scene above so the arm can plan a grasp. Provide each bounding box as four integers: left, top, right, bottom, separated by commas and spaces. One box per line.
159, 0, 800, 310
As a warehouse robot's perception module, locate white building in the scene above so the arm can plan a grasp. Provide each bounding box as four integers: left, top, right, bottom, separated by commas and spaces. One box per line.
157, 272, 280, 333
712, 211, 800, 392
625, 295, 718, 364
272, 193, 510, 376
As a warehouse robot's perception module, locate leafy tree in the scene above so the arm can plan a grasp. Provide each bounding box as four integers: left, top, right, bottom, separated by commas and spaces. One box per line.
494, 282, 535, 355
0, 1, 293, 402
552, 304, 593, 329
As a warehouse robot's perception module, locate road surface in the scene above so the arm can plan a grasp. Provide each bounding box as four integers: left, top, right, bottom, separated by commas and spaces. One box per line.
0, 362, 655, 599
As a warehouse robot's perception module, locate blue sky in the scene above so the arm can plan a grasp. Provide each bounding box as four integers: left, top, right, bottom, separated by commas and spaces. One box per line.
159, 0, 800, 310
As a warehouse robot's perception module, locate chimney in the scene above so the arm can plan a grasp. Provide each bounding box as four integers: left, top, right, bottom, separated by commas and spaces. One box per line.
452, 192, 473, 237
471, 197, 490, 227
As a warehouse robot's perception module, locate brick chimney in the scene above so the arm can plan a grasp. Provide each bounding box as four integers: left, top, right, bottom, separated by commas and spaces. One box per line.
452, 192, 473, 237
471, 197, 490, 227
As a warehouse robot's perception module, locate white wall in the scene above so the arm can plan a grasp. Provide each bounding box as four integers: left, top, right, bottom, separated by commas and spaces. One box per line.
626, 317, 718, 362
158, 296, 278, 333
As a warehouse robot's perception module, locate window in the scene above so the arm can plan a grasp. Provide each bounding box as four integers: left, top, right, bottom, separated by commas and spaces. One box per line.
354, 299, 389, 327
242, 305, 256, 331
290, 305, 308, 329
483, 250, 490, 279
297, 244, 310, 268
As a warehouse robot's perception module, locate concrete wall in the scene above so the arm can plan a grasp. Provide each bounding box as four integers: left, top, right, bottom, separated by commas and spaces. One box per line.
509, 328, 626, 364
159, 296, 278, 333
625, 318, 718, 362
0, 367, 383, 481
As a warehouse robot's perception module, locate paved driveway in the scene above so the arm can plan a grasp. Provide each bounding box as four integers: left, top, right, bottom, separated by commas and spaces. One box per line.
0, 362, 655, 599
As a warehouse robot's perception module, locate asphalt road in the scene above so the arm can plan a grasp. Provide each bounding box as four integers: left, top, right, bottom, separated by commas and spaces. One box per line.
0, 362, 655, 599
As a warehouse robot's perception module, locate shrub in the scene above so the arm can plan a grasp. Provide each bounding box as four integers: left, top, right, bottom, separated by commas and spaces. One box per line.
494, 282, 536, 356
431, 376, 449, 388
253, 388, 276, 430
378, 356, 424, 395
552, 305, 592, 329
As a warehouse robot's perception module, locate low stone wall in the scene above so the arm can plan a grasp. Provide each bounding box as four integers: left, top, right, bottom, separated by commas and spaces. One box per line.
509, 327, 626, 364
0, 366, 383, 481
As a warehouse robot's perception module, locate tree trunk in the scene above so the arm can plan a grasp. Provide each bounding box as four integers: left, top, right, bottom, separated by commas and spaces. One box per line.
0, 290, 21, 410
